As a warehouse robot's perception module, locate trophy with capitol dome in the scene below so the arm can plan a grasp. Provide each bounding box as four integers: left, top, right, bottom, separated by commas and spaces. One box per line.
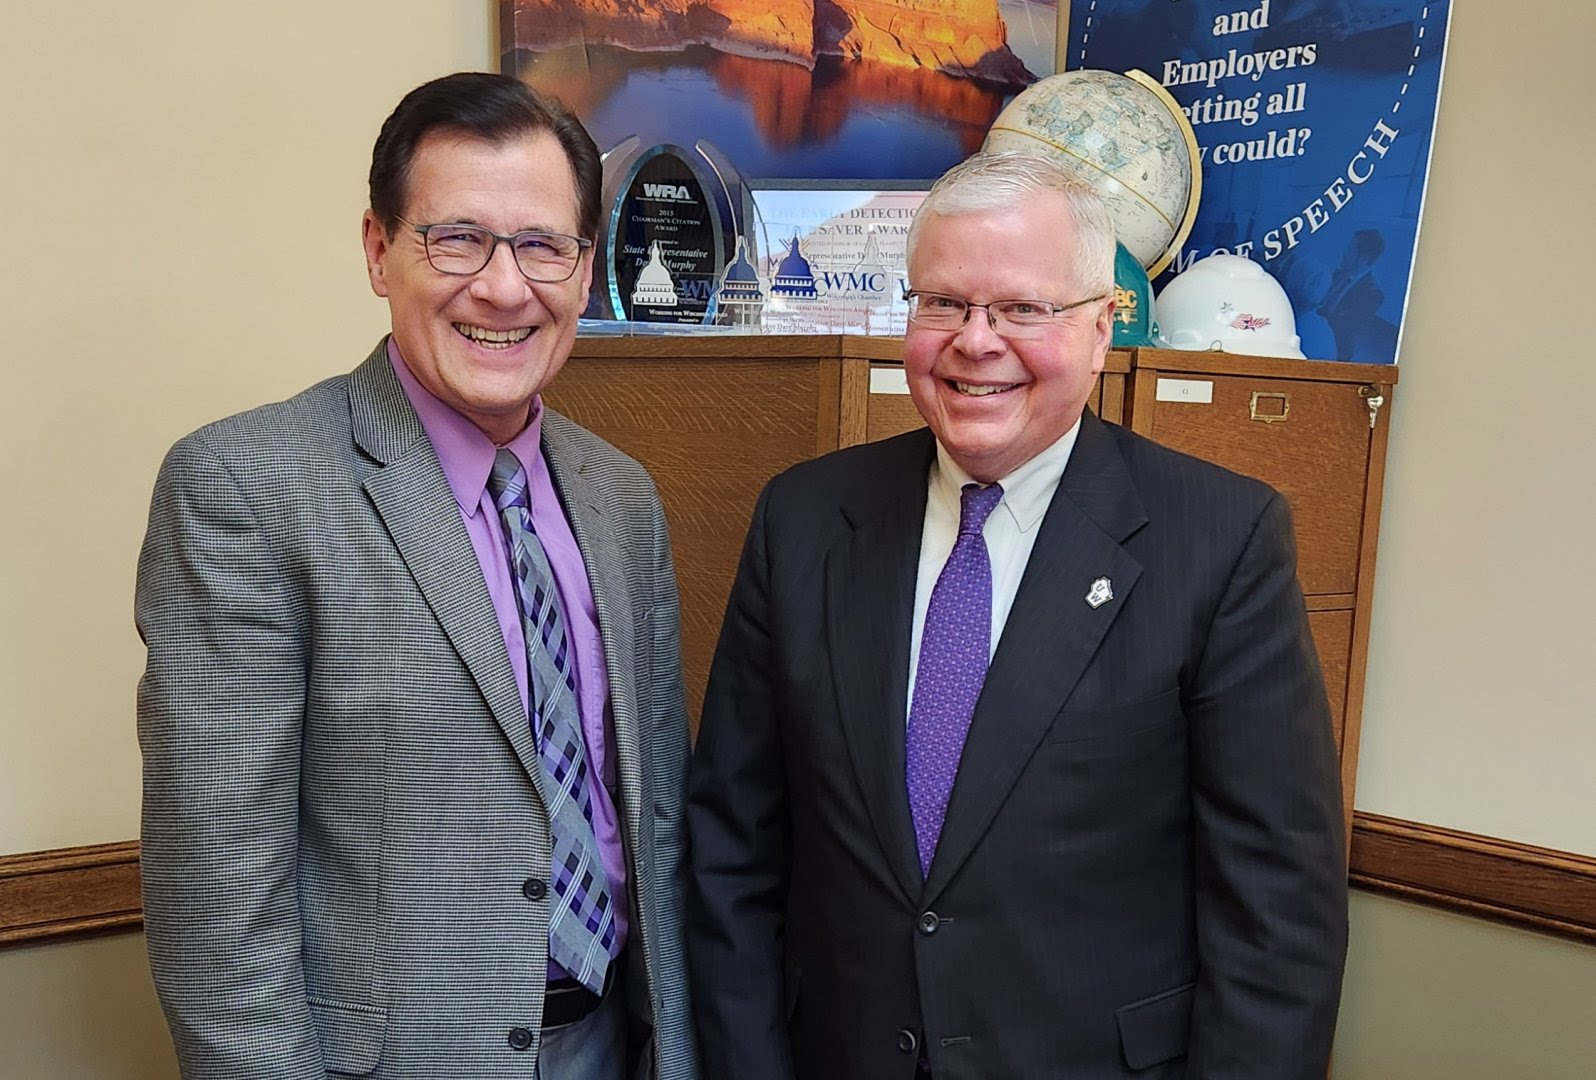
586, 137, 757, 329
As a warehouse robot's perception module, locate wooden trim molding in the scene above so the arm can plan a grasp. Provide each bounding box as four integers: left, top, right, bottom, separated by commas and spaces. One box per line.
0, 840, 142, 946
1351, 813, 1596, 943
1125, 345, 1401, 385
3, 817, 1594, 948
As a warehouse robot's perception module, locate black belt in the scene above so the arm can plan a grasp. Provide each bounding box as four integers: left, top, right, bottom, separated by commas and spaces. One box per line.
542, 960, 617, 1029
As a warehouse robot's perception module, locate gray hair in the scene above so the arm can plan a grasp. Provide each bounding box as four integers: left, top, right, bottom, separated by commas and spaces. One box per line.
906, 151, 1116, 295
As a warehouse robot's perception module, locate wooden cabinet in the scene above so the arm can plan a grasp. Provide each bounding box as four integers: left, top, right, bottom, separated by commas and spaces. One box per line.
1121, 348, 1397, 824
546, 336, 902, 724
546, 336, 1395, 827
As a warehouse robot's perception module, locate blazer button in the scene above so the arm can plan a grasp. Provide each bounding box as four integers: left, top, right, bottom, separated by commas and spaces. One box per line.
918, 911, 940, 935
522, 877, 547, 901
507, 1026, 534, 1051
897, 1029, 918, 1054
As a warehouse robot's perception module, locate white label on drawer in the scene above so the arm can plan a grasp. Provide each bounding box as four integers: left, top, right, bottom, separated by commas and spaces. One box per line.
870, 367, 911, 395
1155, 378, 1214, 404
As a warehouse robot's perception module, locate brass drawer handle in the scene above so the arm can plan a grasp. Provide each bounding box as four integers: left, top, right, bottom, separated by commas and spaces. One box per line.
1249, 391, 1290, 423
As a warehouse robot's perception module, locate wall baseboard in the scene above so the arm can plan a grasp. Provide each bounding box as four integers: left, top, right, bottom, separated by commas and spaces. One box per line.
4, 814, 1594, 948
0, 840, 142, 945
1349, 813, 1596, 943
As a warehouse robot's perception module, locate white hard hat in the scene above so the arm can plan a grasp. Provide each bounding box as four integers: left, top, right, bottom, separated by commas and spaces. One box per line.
1154, 254, 1304, 359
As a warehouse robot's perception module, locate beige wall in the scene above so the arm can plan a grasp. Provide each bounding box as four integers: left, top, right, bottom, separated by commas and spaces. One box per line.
0, 933, 176, 1080
2, 1, 1593, 1076
1354, 0, 1596, 855
1335, 892, 1596, 1079
1339, 1, 1596, 1059
0, 1, 493, 855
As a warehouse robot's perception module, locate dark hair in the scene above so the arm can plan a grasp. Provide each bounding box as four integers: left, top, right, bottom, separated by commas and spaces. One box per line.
368, 72, 602, 240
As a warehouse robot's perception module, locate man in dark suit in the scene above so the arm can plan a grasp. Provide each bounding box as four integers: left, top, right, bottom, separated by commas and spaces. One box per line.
686, 151, 1347, 1079
137, 73, 697, 1079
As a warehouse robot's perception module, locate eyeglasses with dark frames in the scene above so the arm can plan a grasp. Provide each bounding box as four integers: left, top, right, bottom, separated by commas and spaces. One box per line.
904, 289, 1109, 338
398, 217, 593, 283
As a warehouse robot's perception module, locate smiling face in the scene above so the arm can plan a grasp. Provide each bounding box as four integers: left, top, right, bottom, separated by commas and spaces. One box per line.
903, 190, 1113, 483
362, 130, 593, 443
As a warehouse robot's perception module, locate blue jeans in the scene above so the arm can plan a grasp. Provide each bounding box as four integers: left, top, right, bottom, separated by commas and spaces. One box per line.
534, 986, 625, 1079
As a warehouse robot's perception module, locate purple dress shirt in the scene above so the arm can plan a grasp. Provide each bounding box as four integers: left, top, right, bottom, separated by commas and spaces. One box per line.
388, 341, 628, 977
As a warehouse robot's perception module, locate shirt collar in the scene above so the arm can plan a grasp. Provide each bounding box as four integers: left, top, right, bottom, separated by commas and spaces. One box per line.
931, 417, 1082, 534
387, 337, 545, 516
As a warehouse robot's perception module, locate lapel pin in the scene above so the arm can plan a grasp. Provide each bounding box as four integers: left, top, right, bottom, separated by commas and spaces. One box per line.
1085, 576, 1114, 609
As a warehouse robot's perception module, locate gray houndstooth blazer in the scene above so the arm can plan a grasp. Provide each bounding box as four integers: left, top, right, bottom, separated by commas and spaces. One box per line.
136, 340, 698, 1079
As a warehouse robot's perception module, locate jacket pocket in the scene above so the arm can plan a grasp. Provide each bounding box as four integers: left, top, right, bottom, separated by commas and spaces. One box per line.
1116, 981, 1194, 1070
308, 997, 388, 1076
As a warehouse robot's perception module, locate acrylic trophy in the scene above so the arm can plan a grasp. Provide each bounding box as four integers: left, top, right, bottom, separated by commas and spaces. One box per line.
588, 138, 756, 328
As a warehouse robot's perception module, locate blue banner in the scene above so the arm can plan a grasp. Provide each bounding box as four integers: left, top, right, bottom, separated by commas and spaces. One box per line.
1066, 0, 1450, 363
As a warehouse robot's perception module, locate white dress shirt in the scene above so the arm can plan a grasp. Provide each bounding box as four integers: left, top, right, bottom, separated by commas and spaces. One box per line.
906, 420, 1082, 705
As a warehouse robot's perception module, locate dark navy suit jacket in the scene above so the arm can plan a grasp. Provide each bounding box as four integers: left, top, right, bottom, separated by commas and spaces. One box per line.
687, 411, 1348, 1080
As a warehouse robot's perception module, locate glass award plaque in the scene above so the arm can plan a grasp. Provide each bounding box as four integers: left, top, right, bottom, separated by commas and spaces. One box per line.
589, 140, 755, 326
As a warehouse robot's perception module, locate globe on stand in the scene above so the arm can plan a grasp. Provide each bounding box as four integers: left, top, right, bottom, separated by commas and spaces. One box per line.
984, 68, 1202, 277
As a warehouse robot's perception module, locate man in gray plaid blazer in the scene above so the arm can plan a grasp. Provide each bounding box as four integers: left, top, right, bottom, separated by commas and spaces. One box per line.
136, 73, 697, 1079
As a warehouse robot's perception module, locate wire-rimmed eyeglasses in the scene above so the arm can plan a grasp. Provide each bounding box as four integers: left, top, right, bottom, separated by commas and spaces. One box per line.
904, 289, 1109, 338
399, 217, 592, 283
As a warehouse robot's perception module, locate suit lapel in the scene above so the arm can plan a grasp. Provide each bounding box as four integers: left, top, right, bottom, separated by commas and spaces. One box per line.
827, 431, 937, 903
541, 413, 652, 879
350, 343, 541, 782
925, 413, 1150, 897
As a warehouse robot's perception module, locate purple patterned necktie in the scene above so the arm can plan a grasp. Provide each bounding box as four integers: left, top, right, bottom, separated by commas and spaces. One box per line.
907, 481, 1004, 877
487, 449, 615, 994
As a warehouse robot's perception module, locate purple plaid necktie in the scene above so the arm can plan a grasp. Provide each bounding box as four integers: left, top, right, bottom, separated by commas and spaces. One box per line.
487, 449, 616, 994
906, 481, 1004, 878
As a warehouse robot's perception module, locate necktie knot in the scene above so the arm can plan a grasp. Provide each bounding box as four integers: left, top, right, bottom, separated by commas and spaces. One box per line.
957, 482, 1003, 538
487, 448, 526, 509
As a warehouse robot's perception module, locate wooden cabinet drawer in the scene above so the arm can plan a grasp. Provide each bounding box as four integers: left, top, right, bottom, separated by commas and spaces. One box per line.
1129, 368, 1375, 595
1308, 606, 1353, 752
865, 365, 925, 443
